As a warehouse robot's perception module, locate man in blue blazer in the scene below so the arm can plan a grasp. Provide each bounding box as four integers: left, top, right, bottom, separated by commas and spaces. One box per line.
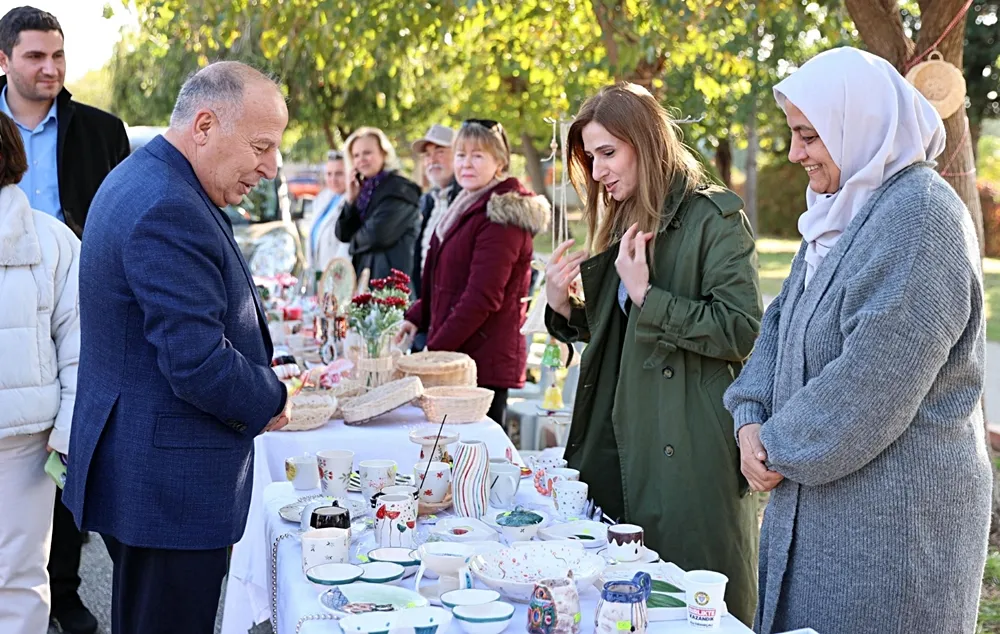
64, 62, 292, 634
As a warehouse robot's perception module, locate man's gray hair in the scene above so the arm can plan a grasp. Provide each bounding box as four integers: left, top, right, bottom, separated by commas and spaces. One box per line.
169, 61, 279, 133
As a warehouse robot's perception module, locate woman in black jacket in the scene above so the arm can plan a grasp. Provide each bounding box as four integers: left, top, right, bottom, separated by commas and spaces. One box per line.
335, 127, 421, 280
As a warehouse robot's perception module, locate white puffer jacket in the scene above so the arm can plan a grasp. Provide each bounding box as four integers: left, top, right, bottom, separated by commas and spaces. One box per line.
0, 184, 80, 454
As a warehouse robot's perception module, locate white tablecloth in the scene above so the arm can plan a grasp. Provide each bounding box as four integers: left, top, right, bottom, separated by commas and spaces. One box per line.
221, 407, 523, 634
248, 479, 754, 634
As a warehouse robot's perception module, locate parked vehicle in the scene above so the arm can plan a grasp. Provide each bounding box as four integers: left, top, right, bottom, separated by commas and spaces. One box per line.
125, 126, 305, 280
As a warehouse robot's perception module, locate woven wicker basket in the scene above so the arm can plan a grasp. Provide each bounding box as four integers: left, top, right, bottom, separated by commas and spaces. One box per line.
281, 391, 338, 431
418, 386, 494, 424
328, 379, 368, 418
905, 51, 967, 119
395, 351, 477, 388
340, 376, 424, 425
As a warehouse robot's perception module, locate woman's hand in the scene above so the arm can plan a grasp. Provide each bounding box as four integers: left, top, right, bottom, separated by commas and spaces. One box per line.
738, 423, 784, 492
545, 239, 588, 319
396, 320, 418, 346
615, 223, 653, 307
346, 172, 362, 203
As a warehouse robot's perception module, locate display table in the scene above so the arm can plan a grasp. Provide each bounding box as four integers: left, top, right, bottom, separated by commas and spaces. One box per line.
253, 481, 754, 634
221, 407, 523, 634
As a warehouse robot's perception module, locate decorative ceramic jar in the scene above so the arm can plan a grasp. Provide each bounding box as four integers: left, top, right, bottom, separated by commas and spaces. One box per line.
452, 440, 489, 518
595, 572, 651, 634
528, 575, 581, 634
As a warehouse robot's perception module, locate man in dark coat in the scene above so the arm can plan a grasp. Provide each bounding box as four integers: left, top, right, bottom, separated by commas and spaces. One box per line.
0, 7, 129, 633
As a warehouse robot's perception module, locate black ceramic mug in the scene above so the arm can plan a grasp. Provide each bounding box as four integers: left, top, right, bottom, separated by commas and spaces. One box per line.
309, 505, 351, 530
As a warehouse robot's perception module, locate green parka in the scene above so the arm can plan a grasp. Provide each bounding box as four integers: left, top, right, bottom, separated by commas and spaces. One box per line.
545, 182, 762, 625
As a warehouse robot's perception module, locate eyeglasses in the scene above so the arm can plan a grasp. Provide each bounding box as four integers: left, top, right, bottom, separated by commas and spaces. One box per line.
462, 119, 509, 153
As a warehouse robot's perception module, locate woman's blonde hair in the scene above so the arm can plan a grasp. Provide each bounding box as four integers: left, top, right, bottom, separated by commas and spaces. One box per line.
567, 82, 704, 256
454, 120, 511, 175
344, 126, 400, 174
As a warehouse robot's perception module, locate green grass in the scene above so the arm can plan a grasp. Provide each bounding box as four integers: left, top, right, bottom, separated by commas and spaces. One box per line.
979, 549, 1000, 632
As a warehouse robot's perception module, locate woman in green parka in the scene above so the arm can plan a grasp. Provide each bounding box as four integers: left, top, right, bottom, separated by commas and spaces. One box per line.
544, 83, 762, 625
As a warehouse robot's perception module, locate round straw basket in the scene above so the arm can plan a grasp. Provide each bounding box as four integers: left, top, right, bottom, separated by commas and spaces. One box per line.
418, 386, 495, 424
905, 51, 967, 119
395, 351, 477, 388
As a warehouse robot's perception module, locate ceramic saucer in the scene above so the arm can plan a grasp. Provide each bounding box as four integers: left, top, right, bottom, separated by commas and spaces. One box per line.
597, 545, 660, 564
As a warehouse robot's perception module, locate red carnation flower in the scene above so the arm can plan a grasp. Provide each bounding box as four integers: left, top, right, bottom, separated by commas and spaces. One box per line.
352, 293, 373, 306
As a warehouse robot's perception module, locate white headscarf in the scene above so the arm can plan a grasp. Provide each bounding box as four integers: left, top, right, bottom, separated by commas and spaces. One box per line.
773, 47, 947, 287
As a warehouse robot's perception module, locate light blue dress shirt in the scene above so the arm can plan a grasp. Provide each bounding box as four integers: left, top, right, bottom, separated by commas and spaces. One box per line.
0, 85, 62, 221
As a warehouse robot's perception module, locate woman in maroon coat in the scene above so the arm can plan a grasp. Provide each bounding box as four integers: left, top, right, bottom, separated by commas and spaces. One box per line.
399, 120, 549, 425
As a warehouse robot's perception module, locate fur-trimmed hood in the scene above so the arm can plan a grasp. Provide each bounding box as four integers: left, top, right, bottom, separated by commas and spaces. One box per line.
0, 184, 41, 267
486, 187, 550, 236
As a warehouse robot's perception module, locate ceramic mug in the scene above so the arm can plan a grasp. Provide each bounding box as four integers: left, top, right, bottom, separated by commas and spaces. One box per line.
374, 493, 417, 549
285, 454, 320, 490
359, 459, 398, 506
488, 462, 521, 509
414, 461, 452, 504
534, 466, 578, 497
317, 449, 354, 499
371, 485, 419, 508
607, 524, 644, 562
552, 480, 589, 521
301, 526, 351, 571
529, 576, 582, 634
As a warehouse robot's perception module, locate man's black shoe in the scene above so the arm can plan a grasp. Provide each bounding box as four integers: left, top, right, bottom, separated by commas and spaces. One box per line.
51, 598, 98, 634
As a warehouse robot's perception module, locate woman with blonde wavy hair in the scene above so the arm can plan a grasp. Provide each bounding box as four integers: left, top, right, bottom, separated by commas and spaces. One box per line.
336, 126, 421, 280
545, 82, 763, 624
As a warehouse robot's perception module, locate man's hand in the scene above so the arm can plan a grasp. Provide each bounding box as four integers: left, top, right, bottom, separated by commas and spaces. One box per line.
264, 385, 294, 433
738, 423, 784, 492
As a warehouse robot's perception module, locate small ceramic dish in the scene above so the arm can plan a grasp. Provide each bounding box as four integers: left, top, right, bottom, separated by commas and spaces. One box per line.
432, 517, 499, 543
537, 519, 608, 549
367, 547, 421, 578
305, 562, 364, 587
359, 562, 405, 584
319, 582, 429, 616
439, 588, 501, 610
597, 545, 660, 564
452, 601, 516, 634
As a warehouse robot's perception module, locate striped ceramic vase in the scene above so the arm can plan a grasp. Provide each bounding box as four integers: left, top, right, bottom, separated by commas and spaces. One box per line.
452, 440, 489, 518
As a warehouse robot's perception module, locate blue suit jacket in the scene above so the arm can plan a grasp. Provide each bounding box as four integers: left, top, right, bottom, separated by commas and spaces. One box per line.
64, 136, 285, 550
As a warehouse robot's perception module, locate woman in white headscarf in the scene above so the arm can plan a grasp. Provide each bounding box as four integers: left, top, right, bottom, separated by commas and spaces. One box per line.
724, 47, 990, 634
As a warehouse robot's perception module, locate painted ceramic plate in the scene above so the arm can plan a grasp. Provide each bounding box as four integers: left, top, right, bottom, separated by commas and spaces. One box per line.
349, 471, 414, 494
596, 562, 729, 622
305, 563, 364, 586
278, 497, 367, 524
320, 257, 356, 309
537, 520, 608, 549
596, 545, 660, 564
338, 606, 452, 634
431, 517, 499, 543
319, 581, 429, 616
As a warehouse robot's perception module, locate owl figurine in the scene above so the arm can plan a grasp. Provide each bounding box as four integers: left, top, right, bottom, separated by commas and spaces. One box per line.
528, 585, 558, 634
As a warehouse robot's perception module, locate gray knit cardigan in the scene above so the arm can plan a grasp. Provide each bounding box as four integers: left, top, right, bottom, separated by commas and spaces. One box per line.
724, 163, 991, 634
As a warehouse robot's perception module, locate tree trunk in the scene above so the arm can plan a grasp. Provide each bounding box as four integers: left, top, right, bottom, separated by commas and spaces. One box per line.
745, 107, 759, 236
322, 122, 337, 151
715, 138, 733, 189
521, 132, 548, 195
845, 0, 997, 544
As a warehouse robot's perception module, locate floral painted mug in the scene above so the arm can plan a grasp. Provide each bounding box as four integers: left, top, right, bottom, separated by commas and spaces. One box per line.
414, 461, 452, 504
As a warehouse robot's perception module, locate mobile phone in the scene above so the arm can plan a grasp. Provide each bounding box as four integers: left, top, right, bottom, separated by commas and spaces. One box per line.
355, 171, 364, 185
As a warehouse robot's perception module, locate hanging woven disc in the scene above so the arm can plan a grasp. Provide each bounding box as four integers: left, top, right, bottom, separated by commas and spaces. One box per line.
905, 50, 967, 119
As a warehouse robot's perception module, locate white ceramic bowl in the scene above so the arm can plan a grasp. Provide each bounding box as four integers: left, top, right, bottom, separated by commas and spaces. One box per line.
367, 547, 421, 578
432, 517, 499, 543
304, 563, 364, 588
469, 542, 605, 603
440, 588, 501, 610
452, 601, 515, 634
359, 562, 405, 584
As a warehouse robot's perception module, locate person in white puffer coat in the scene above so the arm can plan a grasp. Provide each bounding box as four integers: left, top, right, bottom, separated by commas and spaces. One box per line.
0, 110, 80, 634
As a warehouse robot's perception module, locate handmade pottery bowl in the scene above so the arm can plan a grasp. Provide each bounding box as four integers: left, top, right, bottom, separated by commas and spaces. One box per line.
452, 601, 516, 634
469, 542, 605, 603
439, 588, 502, 610
367, 547, 421, 579
431, 517, 499, 543
494, 508, 546, 543
304, 563, 364, 588
359, 562, 405, 585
